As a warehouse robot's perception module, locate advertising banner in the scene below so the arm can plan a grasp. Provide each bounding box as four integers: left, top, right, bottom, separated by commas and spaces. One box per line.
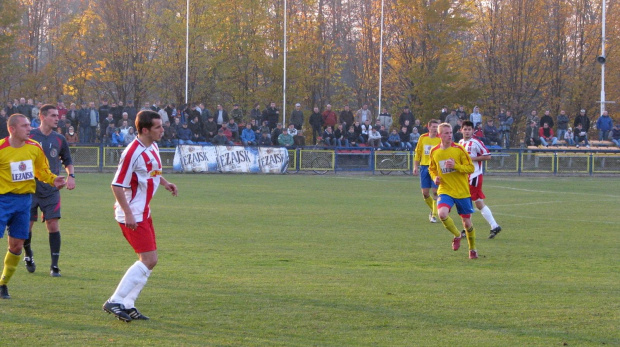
173, 145, 288, 173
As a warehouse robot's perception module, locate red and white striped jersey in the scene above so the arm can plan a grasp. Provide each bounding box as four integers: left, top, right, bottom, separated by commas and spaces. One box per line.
459, 137, 489, 181
112, 139, 163, 223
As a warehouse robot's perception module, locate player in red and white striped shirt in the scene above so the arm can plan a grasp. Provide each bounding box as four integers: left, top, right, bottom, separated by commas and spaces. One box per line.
459, 121, 502, 239
103, 110, 178, 322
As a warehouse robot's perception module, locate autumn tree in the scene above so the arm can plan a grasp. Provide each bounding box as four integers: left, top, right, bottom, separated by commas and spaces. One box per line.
0, 0, 21, 99
387, 0, 477, 121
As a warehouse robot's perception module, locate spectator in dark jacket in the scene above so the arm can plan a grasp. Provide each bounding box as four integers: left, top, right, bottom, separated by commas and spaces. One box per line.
16, 98, 32, 118
524, 120, 541, 147
263, 102, 280, 130
574, 109, 590, 133
258, 131, 272, 146
309, 107, 323, 145
339, 105, 354, 128
290, 103, 304, 130
399, 106, 414, 128
214, 104, 229, 129
539, 110, 554, 129
250, 103, 263, 124
399, 126, 412, 150
189, 116, 205, 142
556, 110, 569, 143
271, 123, 283, 145
483, 119, 500, 145
0, 109, 8, 138
204, 116, 218, 142
177, 122, 194, 145
611, 123, 620, 147
212, 128, 233, 145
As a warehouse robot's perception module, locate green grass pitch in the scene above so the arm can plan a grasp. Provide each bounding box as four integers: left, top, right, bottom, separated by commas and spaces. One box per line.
0, 174, 618, 346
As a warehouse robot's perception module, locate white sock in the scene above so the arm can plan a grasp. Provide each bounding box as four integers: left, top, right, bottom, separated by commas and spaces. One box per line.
109, 261, 150, 305
480, 205, 499, 229
123, 267, 151, 309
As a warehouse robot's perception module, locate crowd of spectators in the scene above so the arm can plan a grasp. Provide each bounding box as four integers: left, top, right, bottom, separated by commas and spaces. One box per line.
1, 97, 617, 150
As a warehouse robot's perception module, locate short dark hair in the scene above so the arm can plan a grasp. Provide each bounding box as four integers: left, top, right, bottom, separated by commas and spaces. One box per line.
8, 113, 28, 127
39, 104, 57, 117
135, 110, 161, 134
462, 120, 474, 128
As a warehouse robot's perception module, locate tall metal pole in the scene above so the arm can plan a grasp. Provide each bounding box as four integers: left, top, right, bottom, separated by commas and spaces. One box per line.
283, 0, 288, 126
378, 0, 385, 118
185, 0, 189, 105
600, 0, 606, 114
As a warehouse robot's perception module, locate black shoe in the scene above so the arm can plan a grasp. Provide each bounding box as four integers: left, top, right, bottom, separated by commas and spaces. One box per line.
24, 256, 36, 273
460, 230, 466, 238
125, 307, 150, 320
0, 285, 10, 299
103, 301, 132, 322
50, 266, 61, 277
489, 226, 502, 239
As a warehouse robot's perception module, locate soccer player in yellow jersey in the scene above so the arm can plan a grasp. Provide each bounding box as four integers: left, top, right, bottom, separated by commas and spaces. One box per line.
0, 114, 66, 298
413, 120, 441, 222
428, 123, 478, 259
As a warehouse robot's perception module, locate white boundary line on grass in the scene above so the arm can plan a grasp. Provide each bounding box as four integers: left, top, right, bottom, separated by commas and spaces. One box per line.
491, 211, 618, 225
327, 176, 620, 199
485, 185, 619, 199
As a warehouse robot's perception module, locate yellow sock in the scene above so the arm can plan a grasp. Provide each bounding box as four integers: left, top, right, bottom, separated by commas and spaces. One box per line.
465, 226, 476, 250
432, 197, 438, 217
0, 251, 21, 285
440, 216, 461, 237
424, 196, 434, 212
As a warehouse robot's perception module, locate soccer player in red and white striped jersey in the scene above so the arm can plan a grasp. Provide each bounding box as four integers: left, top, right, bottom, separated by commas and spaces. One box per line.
103, 110, 178, 322
459, 120, 502, 239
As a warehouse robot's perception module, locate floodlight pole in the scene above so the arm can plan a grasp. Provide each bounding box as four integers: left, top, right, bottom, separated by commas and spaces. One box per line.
283, 0, 288, 126
600, 0, 606, 114
185, 0, 189, 105
377, 0, 385, 118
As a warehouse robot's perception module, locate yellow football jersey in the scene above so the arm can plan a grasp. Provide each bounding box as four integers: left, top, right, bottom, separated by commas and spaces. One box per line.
414, 133, 441, 166
428, 142, 474, 199
0, 138, 57, 195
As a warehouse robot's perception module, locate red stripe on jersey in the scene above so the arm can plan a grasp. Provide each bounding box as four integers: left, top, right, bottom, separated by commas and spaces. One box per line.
114, 140, 142, 186
25, 139, 43, 150
450, 142, 470, 156
0, 138, 10, 150
471, 138, 490, 155
462, 139, 486, 174
151, 149, 161, 168
143, 176, 154, 221
141, 152, 153, 172
429, 143, 441, 155
130, 172, 139, 202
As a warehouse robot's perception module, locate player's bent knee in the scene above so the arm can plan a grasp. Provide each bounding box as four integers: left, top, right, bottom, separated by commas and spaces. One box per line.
461, 217, 472, 229
9, 244, 24, 255
139, 253, 158, 270
438, 209, 449, 220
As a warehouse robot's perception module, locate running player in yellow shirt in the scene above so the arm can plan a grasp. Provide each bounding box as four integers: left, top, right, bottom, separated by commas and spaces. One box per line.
0, 114, 66, 298
413, 120, 441, 222
428, 123, 478, 259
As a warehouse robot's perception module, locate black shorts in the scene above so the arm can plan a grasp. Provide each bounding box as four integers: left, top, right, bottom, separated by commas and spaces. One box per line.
30, 191, 61, 222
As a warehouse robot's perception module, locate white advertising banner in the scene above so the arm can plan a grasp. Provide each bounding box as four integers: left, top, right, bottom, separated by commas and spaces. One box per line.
173, 145, 288, 173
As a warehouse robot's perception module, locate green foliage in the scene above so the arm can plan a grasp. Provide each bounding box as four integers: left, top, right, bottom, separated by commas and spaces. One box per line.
0, 174, 618, 346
